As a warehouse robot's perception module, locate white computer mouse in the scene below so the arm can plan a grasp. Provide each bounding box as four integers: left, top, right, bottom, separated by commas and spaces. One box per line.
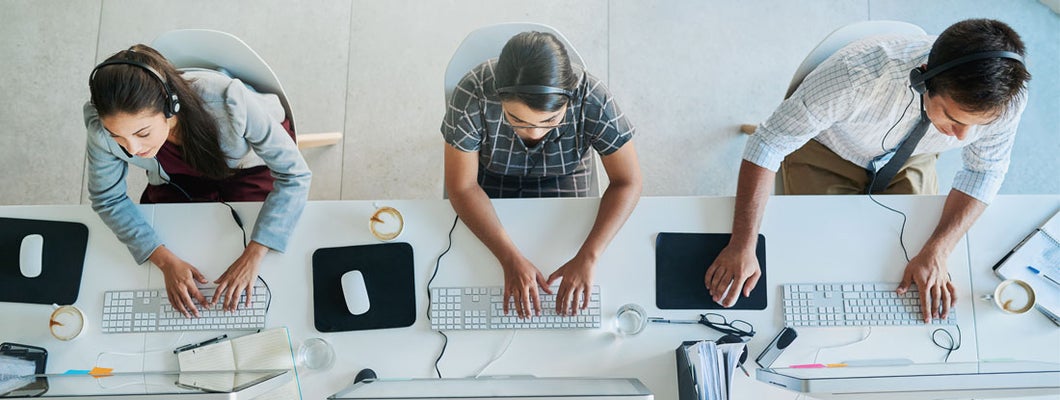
341, 270, 370, 315
19, 234, 44, 278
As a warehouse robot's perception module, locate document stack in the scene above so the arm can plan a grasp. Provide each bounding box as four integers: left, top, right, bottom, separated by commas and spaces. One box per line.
675, 340, 746, 400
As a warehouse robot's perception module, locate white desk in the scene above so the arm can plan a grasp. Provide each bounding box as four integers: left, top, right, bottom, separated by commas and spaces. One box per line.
1, 196, 1058, 400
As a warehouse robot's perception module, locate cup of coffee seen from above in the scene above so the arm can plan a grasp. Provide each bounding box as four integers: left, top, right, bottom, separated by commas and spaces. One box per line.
980, 279, 1036, 315
369, 206, 404, 242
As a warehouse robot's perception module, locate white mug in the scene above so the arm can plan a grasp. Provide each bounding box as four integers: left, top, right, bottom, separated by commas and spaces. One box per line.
50, 304, 87, 341
980, 279, 1036, 315
369, 206, 404, 241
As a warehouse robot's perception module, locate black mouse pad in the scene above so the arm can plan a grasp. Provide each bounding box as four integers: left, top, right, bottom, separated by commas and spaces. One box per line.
0, 218, 89, 305
312, 242, 416, 332
655, 232, 767, 310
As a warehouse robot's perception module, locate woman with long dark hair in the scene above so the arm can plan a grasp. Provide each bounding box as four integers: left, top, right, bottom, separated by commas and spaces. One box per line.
85, 44, 311, 318
442, 31, 642, 319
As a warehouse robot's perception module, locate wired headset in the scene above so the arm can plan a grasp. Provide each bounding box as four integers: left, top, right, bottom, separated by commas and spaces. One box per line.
495, 84, 574, 99
90, 56, 181, 118
495, 71, 589, 178
908, 50, 1024, 94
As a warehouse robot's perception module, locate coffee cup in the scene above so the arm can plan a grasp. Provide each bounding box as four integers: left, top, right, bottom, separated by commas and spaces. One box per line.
50, 304, 87, 341
980, 279, 1035, 315
369, 206, 404, 241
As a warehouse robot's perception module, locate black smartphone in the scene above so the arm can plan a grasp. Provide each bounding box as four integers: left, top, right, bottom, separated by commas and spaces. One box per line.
755, 327, 797, 368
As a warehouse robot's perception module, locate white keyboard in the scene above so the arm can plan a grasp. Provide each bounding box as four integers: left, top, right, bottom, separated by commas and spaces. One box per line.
101, 284, 269, 333
783, 282, 956, 327
430, 286, 602, 330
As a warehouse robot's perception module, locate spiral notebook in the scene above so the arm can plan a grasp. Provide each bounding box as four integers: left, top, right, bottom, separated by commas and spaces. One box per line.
992, 208, 1060, 325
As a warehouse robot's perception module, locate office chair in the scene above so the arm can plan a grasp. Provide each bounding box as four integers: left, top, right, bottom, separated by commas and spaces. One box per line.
739, 20, 926, 193
151, 29, 343, 150
442, 22, 605, 198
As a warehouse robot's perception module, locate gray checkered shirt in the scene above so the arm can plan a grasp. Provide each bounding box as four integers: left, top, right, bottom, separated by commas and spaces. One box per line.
442, 59, 634, 198
744, 35, 1026, 203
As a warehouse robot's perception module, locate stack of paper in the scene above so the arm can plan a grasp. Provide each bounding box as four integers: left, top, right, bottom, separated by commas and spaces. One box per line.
677, 341, 746, 400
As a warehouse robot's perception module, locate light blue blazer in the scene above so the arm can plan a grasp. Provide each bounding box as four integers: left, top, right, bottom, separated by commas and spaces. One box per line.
84, 69, 312, 264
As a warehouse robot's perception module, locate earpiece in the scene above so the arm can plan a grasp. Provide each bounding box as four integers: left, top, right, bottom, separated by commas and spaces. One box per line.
909, 50, 1024, 95
90, 58, 181, 118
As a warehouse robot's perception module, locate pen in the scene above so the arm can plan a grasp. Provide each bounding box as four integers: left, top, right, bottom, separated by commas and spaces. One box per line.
647, 317, 699, 324
173, 334, 228, 354
1027, 266, 1060, 287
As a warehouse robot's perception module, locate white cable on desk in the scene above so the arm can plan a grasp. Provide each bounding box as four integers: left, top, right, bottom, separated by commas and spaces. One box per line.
94, 332, 186, 371
473, 330, 518, 378
812, 327, 873, 363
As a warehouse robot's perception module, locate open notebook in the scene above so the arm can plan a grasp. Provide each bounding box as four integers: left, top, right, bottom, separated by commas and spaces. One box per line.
177, 327, 301, 400
993, 208, 1060, 325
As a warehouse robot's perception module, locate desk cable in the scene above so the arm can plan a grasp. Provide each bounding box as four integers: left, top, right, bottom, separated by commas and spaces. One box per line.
927, 232, 971, 363
864, 176, 911, 263
474, 330, 518, 378
156, 163, 272, 312
790, 327, 873, 400
94, 332, 186, 375
427, 214, 460, 378
866, 170, 968, 362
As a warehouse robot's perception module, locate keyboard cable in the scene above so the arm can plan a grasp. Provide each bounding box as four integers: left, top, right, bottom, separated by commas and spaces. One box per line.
867, 168, 964, 362
474, 330, 518, 378
156, 163, 271, 311
428, 214, 460, 378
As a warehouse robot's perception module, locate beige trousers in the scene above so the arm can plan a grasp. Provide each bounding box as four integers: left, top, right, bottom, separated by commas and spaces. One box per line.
781, 139, 939, 195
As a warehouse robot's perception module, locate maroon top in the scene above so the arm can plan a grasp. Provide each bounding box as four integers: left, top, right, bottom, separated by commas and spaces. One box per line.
140, 119, 295, 204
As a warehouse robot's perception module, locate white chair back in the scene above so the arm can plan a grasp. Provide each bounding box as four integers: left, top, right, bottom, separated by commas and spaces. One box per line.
152, 29, 293, 122
442, 23, 602, 197
444, 23, 586, 105
785, 21, 926, 99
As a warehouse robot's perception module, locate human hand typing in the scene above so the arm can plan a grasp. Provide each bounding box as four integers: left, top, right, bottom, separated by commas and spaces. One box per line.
501, 254, 551, 319
212, 241, 268, 311
547, 252, 596, 316
897, 249, 956, 323
151, 246, 209, 318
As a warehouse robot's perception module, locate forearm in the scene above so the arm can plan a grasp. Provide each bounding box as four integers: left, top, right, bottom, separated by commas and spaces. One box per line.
249, 158, 311, 254
448, 187, 522, 264
730, 160, 775, 250
921, 189, 987, 257
576, 177, 642, 262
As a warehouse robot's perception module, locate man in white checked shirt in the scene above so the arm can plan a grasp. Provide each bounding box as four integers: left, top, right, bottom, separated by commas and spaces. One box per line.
705, 19, 1031, 323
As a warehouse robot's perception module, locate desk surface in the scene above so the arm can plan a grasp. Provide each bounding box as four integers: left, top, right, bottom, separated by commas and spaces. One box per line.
1, 196, 1058, 400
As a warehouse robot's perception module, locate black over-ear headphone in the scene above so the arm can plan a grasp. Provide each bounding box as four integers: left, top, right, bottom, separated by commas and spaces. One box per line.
90, 58, 181, 118
495, 84, 574, 99
909, 50, 1024, 95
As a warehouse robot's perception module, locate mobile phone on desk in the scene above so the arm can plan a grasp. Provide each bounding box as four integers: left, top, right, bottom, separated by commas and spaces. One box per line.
756, 327, 797, 368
